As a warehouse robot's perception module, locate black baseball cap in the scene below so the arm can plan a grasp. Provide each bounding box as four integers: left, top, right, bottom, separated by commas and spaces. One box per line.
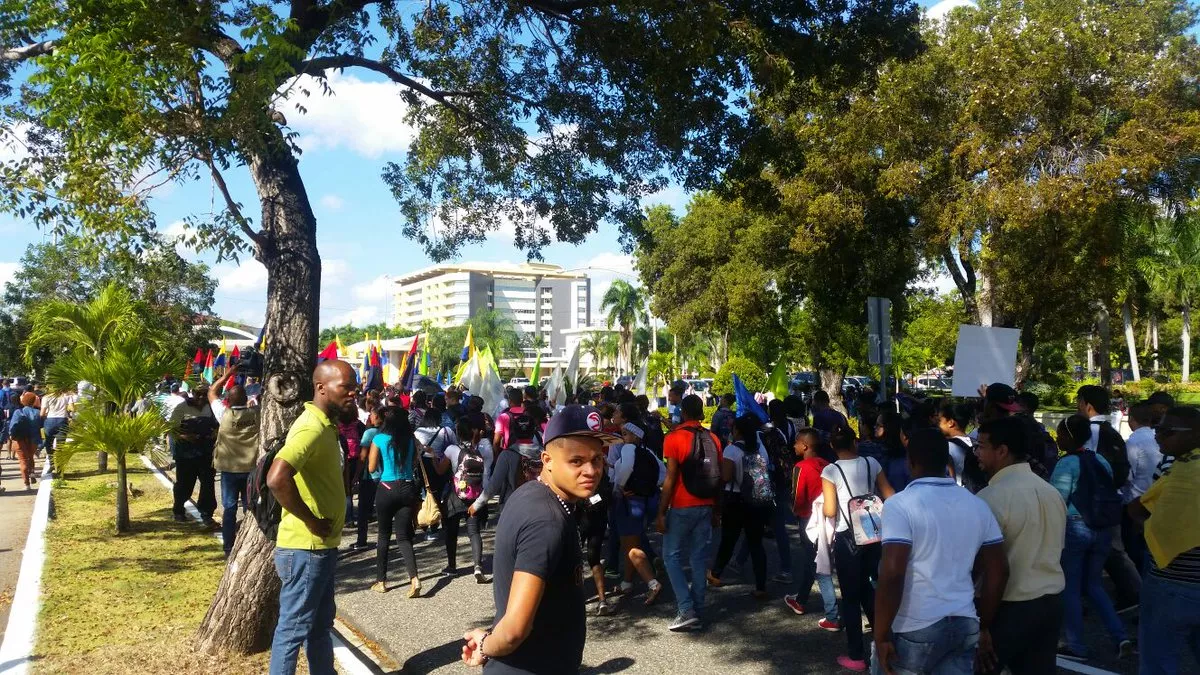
985, 383, 1022, 412
543, 405, 619, 446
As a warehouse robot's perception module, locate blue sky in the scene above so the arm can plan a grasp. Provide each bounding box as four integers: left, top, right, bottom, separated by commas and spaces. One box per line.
0, 0, 955, 330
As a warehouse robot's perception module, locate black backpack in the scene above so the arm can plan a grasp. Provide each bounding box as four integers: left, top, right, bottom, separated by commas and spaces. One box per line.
246, 435, 286, 540
504, 408, 537, 450
948, 437, 989, 494
1092, 421, 1131, 488
625, 444, 659, 498
760, 425, 796, 487
1069, 451, 1122, 530
679, 427, 721, 500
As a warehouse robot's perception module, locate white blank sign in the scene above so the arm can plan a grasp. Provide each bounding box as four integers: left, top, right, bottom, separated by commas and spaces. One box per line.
951, 325, 1021, 398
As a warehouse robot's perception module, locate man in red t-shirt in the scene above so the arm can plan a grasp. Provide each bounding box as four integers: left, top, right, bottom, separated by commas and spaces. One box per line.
655, 394, 722, 632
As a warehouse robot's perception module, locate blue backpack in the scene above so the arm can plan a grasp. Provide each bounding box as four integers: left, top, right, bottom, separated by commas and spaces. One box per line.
1069, 451, 1122, 530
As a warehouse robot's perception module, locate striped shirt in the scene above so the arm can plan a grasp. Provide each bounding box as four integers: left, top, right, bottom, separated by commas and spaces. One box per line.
1151, 547, 1200, 585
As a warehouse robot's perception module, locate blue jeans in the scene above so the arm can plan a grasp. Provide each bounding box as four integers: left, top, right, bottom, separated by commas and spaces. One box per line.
795, 532, 839, 621
220, 472, 250, 556
1139, 572, 1200, 674
663, 505, 713, 616
41, 417, 67, 453
270, 548, 338, 675
1062, 516, 1127, 654
872, 616, 979, 675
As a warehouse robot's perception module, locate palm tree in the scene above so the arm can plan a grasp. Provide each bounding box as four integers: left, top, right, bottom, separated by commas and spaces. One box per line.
467, 309, 521, 361
32, 284, 181, 533
600, 333, 620, 378
580, 332, 604, 373
600, 280, 647, 375
1139, 214, 1200, 382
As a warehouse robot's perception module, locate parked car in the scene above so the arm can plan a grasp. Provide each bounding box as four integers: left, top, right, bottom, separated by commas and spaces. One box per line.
509, 377, 531, 389
687, 379, 717, 406
615, 375, 634, 389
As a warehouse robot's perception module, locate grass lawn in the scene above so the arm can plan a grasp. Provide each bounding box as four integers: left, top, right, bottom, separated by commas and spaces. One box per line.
33, 452, 317, 674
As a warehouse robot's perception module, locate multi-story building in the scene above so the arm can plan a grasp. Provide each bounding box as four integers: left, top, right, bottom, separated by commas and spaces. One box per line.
392, 262, 591, 357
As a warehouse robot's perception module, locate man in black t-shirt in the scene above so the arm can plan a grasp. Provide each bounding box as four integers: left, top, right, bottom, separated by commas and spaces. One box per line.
462, 405, 612, 674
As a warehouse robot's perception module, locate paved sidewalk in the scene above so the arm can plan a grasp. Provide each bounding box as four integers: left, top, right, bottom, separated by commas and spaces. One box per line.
0, 452, 42, 645
335, 512, 1143, 674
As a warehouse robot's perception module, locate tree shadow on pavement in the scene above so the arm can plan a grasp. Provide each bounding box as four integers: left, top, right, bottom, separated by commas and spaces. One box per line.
581, 656, 635, 673
398, 637, 462, 674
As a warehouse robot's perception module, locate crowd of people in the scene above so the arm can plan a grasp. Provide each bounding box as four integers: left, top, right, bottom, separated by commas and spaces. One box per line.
149, 360, 1198, 675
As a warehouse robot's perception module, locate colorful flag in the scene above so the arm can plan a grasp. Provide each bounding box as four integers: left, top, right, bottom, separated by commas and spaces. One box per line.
317, 341, 339, 360
335, 334, 347, 358
193, 348, 204, 365
214, 337, 228, 367
461, 324, 474, 362
418, 332, 429, 376
765, 360, 789, 402
254, 325, 267, 351
733, 374, 769, 424
359, 345, 371, 383
202, 349, 214, 383
400, 333, 420, 389
183, 361, 193, 381
230, 345, 240, 362
531, 352, 542, 385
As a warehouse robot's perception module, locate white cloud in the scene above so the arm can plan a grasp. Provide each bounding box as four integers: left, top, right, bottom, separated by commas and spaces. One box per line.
319, 194, 345, 210
214, 259, 268, 295
277, 71, 418, 158
329, 305, 383, 327
0, 262, 21, 291
0, 122, 33, 165
352, 274, 392, 304
578, 252, 638, 325
925, 0, 975, 21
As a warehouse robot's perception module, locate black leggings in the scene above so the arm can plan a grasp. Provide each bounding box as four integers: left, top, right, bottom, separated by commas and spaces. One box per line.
833, 531, 881, 661
444, 505, 488, 570
711, 494, 767, 591
375, 480, 419, 582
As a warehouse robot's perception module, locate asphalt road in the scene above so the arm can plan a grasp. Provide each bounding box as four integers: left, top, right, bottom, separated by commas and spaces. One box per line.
334, 514, 1150, 675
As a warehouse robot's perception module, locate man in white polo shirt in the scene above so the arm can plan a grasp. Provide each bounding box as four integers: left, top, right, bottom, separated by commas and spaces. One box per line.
873, 428, 1009, 675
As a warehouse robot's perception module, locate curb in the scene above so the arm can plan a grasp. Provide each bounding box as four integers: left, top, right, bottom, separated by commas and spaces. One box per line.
139, 456, 378, 674
0, 460, 55, 674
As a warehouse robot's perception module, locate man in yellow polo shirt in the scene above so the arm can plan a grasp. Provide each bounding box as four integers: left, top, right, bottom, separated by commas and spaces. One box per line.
267, 360, 357, 675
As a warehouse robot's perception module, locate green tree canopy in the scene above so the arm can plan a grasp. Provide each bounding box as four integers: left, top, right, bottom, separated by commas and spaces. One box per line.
714, 355, 766, 397
0, 235, 215, 376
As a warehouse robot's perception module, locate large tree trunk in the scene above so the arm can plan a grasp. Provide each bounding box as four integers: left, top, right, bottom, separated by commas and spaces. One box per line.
195, 148, 321, 656
1152, 315, 1160, 374
942, 243, 979, 323
1122, 297, 1140, 381
819, 367, 848, 416
1086, 336, 1095, 374
1184, 305, 1192, 384
1015, 322, 1037, 387
115, 452, 129, 534
1097, 301, 1112, 387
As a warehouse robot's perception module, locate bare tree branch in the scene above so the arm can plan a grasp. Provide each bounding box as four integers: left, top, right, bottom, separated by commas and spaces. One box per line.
1, 40, 55, 62
299, 54, 476, 116
202, 155, 264, 247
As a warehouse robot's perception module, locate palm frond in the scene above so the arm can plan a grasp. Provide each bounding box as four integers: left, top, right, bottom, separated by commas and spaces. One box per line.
46, 339, 183, 409
24, 283, 148, 363
55, 402, 171, 474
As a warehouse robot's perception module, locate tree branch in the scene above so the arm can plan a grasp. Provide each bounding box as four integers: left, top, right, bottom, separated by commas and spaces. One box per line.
299, 54, 475, 116
203, 156, 264, 247
1, 40, 55, 62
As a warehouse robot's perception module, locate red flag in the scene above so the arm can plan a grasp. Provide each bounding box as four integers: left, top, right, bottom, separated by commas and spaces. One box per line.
193, 348, 204, 364
183, 361, 193, 379
318, 341, 339, 360
230, 345, 241, 361
399, 334, 419, 388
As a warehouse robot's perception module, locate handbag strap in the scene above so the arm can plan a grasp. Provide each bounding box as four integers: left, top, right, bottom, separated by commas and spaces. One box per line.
415, 438, 433, 490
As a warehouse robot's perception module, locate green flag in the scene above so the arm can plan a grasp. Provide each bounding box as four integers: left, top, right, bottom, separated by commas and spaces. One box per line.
531, 352, 542, 385
766, 360, 789, 401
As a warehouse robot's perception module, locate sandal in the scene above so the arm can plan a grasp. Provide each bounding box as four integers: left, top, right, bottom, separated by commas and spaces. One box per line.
705, 570, 723, 588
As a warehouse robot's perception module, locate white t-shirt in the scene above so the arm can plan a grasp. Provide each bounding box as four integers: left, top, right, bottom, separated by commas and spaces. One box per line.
415, 425, 456, 459
822, 456, 884, 532
881, 477, 1004, 633
721, 436, 769, 494
947, 436, 973, 486
41, 393, 73, 418
444, 439, 494, 492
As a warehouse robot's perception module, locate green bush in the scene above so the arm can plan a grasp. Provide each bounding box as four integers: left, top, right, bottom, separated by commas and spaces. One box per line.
713, 356, 766, 396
